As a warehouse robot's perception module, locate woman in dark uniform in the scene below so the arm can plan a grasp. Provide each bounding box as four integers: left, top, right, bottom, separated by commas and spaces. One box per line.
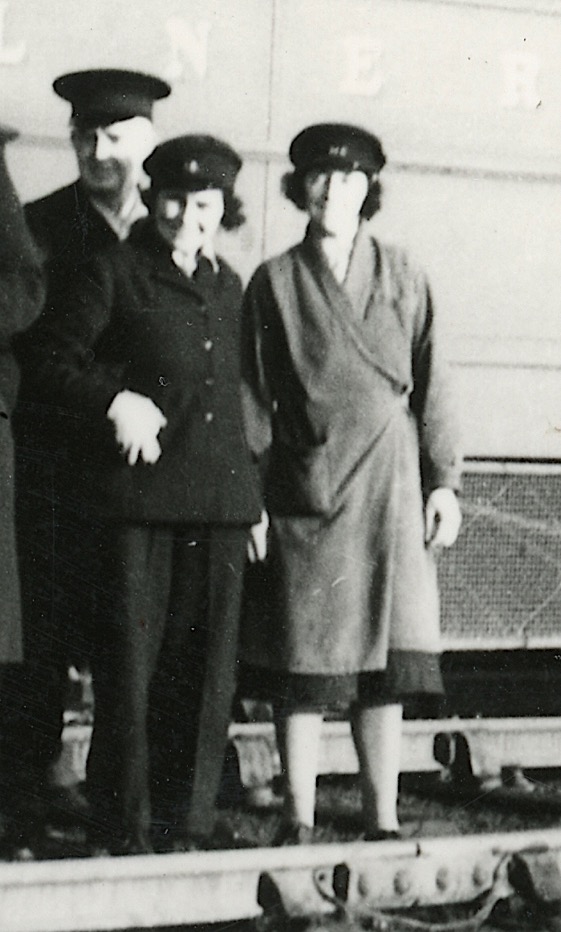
241, 123, 462, 842
38, 135, 263, 853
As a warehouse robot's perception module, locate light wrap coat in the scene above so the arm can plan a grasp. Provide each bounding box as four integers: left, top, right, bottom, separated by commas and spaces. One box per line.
241, 225, 462, 678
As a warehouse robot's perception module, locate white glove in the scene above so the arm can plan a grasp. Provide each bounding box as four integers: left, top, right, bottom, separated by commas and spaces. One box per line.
248, 510, 269, 563
424, 488, 462, 549
107, 389, 168, 466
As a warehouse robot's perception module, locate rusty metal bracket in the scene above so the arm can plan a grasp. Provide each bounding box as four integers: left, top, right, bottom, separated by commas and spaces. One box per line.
257, 832, 561, 932
262, 853, 512, 932
508, 847, 561, 905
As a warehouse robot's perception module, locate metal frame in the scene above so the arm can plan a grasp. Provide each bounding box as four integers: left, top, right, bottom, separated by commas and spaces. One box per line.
4, 828, 561, 931
59, 717, 561, 792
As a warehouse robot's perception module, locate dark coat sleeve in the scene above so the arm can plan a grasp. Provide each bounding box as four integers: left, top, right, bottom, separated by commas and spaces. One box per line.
240, 264, 275, 465
0, 149, 44, 346
410, 273, 462, 493
35, 252, 126, 419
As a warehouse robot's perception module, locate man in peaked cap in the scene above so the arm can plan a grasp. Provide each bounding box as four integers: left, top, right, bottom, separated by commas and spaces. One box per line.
30, 69, 170, 247
8, 69, 170, 840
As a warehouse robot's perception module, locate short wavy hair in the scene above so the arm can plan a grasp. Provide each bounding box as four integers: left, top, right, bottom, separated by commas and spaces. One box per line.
142, 186, 245, 230
282, 168, 382, 221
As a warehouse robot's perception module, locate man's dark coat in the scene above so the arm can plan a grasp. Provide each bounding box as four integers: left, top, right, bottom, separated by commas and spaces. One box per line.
6, 179, 122, 785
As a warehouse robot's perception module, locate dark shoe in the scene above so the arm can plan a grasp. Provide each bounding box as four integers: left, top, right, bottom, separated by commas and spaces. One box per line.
210, 821, 255, 850
118, 834, 154, 856
87, 822, 153, 857
47, 784, 91, 824
364, 829, 401, 842
111, 827, 153, 856
272, 821, 315, 846
168, 822, 255, 852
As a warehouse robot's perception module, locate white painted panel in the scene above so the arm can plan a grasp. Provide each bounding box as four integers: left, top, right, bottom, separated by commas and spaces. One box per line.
271, 0, 561, 173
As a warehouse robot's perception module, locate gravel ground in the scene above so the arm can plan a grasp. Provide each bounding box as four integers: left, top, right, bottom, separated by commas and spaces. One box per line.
218, 771, 561, 848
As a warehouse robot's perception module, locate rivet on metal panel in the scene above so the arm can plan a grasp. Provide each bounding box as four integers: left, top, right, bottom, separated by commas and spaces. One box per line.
473, 863, 489, 887
357, 873, 370, 898
436, 866, 449, 891
393, 869, 412, 895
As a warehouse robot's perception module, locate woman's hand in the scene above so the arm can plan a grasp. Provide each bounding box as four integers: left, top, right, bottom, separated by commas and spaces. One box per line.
248, 510, 269, 563
424, 488, 462, 549
107, 389, 168, 465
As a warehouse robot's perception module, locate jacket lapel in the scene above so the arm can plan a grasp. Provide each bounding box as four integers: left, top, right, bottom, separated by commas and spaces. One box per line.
292, 229, 410, 392
131, 221, 211, 308
343, 224, 376, 322
300, 227, 355, 321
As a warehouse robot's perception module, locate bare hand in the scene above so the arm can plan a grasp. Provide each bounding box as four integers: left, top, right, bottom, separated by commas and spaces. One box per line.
107, 390, 167, 465
248, 510, 269, 563
424, 488, 462, 549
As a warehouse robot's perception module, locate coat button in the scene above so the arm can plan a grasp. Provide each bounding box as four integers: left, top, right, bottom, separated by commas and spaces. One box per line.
204, 339, 213, 351
205, 412, 214, 423
205, 377, 215, 387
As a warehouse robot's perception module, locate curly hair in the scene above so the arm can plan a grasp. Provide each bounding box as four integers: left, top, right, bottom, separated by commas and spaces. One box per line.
220, 191, 245, 230
282, 168, 382, 220
142, 186, 245, 230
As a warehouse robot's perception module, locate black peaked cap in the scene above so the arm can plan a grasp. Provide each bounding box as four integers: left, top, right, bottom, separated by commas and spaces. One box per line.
290, 123, 385, 175
54, 69, 171, 126
144, 135, 242, 192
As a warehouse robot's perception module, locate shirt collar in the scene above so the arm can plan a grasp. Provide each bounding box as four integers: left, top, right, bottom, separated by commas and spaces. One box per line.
307, 220, 361, 285
90, 189, 148, 242
171, 243, 219, 278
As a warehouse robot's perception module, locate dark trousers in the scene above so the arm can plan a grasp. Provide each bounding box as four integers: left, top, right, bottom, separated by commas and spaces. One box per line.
2, 450, 100, 802
87, 523, 247, 844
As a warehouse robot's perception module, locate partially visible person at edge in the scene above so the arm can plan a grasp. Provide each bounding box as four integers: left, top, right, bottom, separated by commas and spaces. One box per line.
0, 124, 45, 841
240, 122, 463, 844
35, 135, 265, 854
6, 69, 170, 838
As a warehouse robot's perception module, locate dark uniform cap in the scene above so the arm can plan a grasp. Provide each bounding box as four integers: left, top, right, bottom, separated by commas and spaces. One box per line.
143, 135, 242, 193
289, 122, 385, 175
53, 69, 171, 127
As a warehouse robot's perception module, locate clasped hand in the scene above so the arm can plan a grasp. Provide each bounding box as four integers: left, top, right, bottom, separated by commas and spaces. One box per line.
248, 510, 269, 563
107, 389, 168, 465
424, 488, 462, 549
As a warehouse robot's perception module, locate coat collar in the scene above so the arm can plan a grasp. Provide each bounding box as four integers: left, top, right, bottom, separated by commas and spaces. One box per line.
70, 180, 120, 240
301, 221, 376, 323
129, 219, 220, 302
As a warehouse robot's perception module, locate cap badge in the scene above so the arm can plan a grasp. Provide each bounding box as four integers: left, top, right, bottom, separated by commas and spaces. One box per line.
328, 145, 348, 158
186, 159, 199, 173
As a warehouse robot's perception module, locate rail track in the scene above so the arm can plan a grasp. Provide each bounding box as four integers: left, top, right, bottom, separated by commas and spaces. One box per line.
3, 718, 561, 930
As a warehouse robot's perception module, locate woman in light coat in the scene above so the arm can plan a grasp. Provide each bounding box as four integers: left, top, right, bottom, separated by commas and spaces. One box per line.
241, 122, 462, 842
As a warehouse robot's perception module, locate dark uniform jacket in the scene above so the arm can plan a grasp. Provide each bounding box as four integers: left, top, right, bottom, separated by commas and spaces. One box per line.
24, 180, 120, 295
38, 219, 262, 526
